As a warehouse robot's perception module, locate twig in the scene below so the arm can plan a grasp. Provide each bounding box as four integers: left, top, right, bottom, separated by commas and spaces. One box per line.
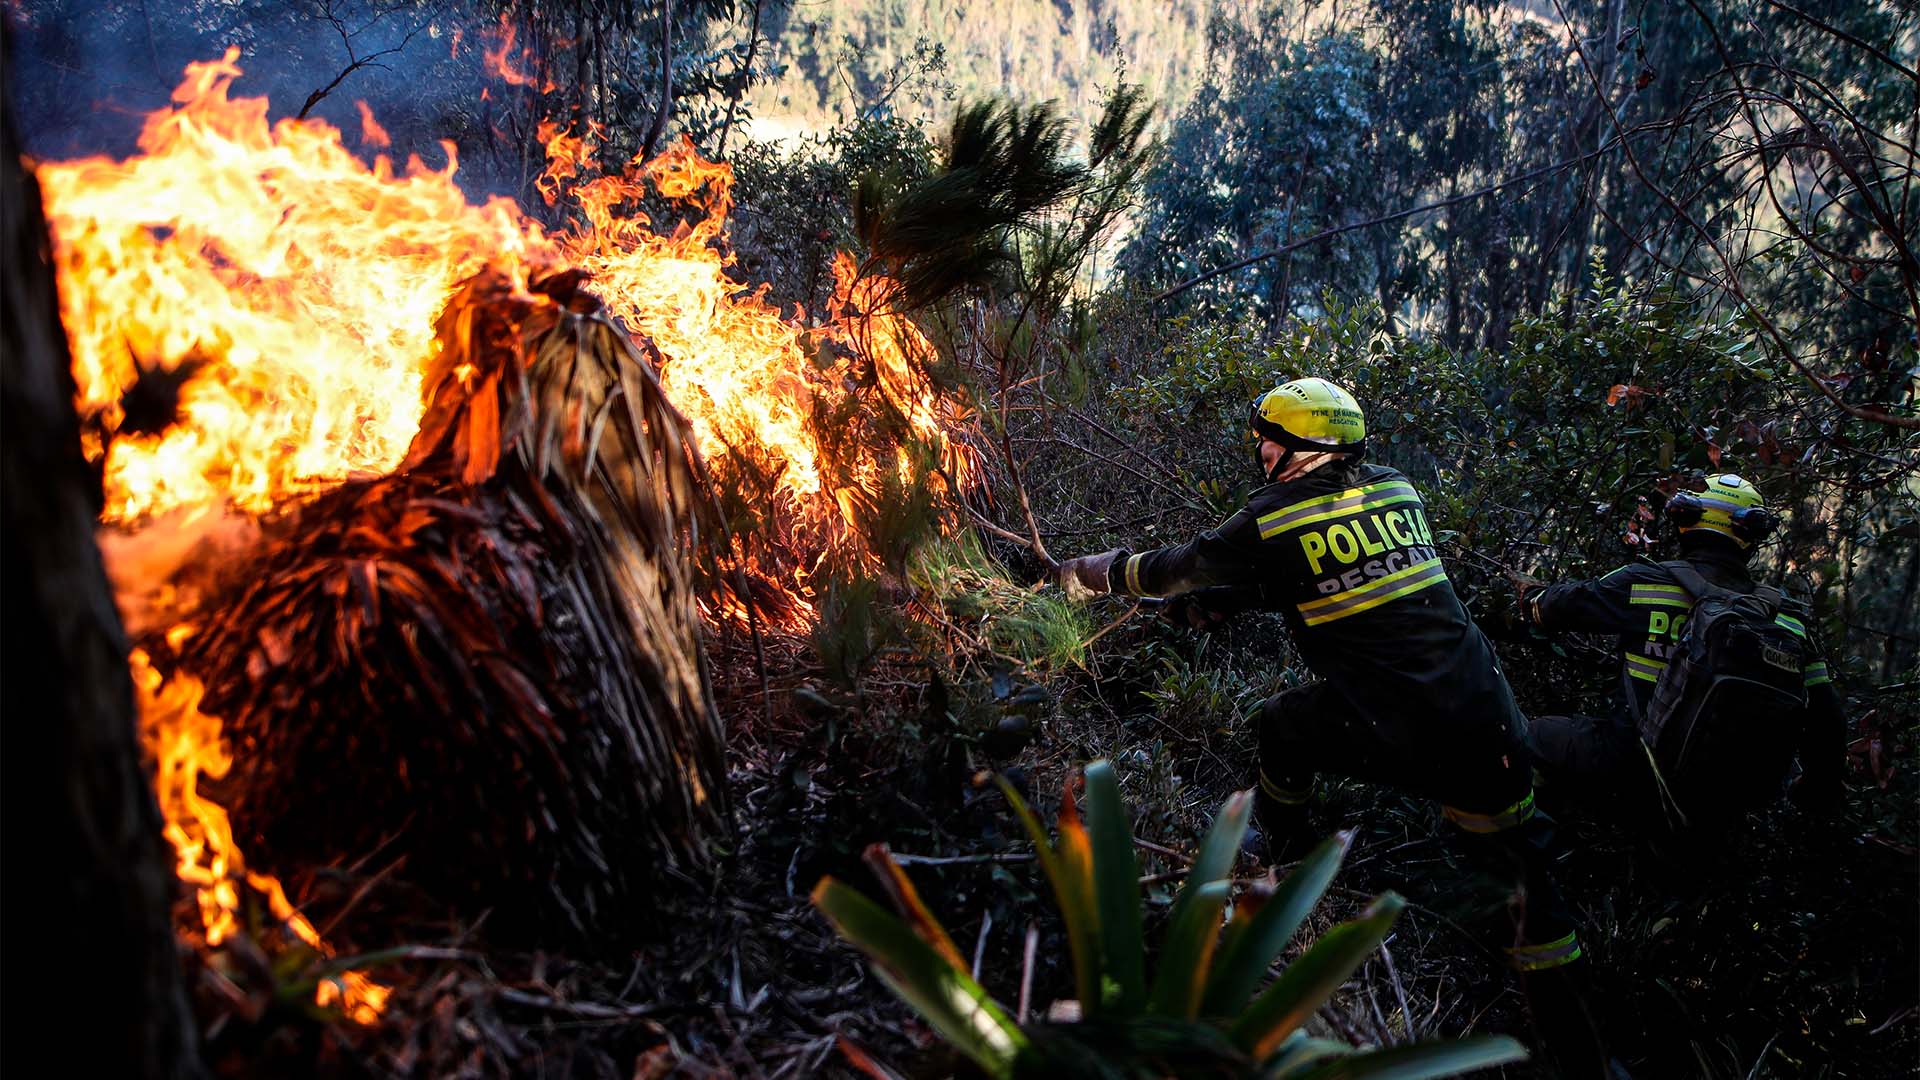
1555, 0, 1917, 430
1868, 1004, 1916, 1036
1381, 938, 1413, 1045
295, 1, 424, 120
889, 851, 1034, 867
715, 0, 763, 158
1759, 0, 1919, 83
970, 909, 993, 981
1018, 922, 1039, 1024
1078, 600, 1144, 651
313, 855, 406, 942
1744, 1031, 1783, 1080
1133, 836, 1194, 865
965, 502, 1049, 557
497, 986, 670, 1020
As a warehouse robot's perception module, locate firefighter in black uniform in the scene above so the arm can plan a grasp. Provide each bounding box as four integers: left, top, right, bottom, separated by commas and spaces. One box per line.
1515, 473, 1845, 841
1057, 377, 1609, 1077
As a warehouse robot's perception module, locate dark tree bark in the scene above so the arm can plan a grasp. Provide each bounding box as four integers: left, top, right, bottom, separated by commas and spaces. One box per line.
0, 30, 203, 1079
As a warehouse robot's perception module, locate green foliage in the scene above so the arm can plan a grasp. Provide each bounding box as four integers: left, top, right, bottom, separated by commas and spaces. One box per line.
1113, 296, 1397, 502
731, 108, 940, 315
809, 573, 897, 686
858, 85, 1155, 315
1143, 644, 1266, 735
1093, 271, 1916, 679
813, 862, 1030, 1074
813, 763, 1530, 1079
910, 534, 1092, 671
743, 2, 1215, 136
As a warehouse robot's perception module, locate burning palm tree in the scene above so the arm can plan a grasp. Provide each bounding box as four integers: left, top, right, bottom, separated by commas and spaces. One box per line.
154, 266, 727, 945
39, 50, 972, 995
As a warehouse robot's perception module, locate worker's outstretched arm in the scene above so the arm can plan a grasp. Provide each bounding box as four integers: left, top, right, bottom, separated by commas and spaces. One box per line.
1523, 564, 1646, 634
1109, 508, 1266, 599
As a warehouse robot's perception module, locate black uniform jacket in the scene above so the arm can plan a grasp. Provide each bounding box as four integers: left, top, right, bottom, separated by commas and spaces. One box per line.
1105, 459, 1524, 756
1525, 537, 1845, 798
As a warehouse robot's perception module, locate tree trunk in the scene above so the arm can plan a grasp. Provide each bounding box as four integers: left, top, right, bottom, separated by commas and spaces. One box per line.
1564, 0, 1625, 307
0, 33, 203, 1079
574, 5, 591, 135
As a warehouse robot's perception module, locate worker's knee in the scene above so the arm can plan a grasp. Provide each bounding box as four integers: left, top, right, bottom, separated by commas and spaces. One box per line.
1254, 685, 1323, 769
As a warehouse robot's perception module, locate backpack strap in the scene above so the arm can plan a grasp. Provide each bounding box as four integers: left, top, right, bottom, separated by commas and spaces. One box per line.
1658, 560, 1726, 604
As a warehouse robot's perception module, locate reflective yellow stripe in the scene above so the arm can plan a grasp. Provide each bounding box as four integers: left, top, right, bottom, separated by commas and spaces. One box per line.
1506, 931, 1583, 971
1629, 583, 1691, 609
1297, 558, 1447, 627
1124, 553, 1146, 596
1259, 771, 1313, 805
1256, 480, 1418, 539
1297, 557, 1442, 613
1775, 614, 1807, 637
1803, 661, 1831, 687
1624, 652, 1667, 682
1442, 791, 1537, 834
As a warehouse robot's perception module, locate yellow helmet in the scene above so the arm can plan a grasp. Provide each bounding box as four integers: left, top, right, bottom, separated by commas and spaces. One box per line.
1250, 377, 1367, 454
1668, 473, 1775, 546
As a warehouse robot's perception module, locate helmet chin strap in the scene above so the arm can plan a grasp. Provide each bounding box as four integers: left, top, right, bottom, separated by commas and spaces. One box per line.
1265, 448, 1342, 484
1263, 447, 1294, 482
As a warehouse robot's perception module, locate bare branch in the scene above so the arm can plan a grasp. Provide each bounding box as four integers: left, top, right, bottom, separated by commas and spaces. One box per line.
1152, 126, 1671, 304
640, 0, 675, 160
1760, 0, 1920, 84
295, 1, 426, 121
1553, 0, 1917, 429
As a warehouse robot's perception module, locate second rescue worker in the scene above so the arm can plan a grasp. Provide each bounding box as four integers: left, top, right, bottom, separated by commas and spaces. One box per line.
1057, 377, 1610, 1076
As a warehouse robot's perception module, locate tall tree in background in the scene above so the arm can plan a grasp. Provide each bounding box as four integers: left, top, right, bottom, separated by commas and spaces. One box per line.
0, 25, 203, 1078
1129, 0, 1916, 395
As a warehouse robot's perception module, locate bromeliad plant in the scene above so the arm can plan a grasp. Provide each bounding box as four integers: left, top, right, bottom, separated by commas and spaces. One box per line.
813, 760, 1528, 1079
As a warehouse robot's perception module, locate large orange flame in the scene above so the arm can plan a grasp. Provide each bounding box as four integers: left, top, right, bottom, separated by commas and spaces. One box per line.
39, 49, 968, 1027
44, 49, 546, 523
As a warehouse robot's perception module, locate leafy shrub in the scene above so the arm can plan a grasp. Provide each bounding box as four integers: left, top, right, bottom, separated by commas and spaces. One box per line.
814, 760, 1529, 1079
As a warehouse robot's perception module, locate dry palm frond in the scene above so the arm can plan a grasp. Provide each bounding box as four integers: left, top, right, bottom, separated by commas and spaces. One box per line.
168, 267, 727, 945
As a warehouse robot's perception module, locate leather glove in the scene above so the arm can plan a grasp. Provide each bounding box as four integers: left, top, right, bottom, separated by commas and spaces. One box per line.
1056, 549, 1122, 601
1478, 592, 1532, 641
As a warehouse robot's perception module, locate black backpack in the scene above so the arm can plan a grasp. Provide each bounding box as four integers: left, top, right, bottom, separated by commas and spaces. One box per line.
1638, 561, 1811, 830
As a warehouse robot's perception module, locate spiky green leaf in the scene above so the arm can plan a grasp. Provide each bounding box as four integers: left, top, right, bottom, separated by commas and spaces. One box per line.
1231, 892, 1406, 1059
1280, 1036, 1530, 1079
1146, 880, 1231, 1018
1203, 831, 1354, 1017
995, 773, 1102, 1008
812, 878, 1028, 1078
1084, 760, 1147, 1014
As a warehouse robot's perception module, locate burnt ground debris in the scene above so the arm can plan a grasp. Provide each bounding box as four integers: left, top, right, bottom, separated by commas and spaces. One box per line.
182, 601, 1917, 1079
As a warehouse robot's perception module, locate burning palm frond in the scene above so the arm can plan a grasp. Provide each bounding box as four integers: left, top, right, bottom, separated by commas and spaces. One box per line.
157, 267, 727, 945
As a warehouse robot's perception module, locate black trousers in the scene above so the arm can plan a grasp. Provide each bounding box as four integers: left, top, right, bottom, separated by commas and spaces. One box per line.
1256, 682, 1583, 973
1529, 711, 1745, 855
1527, 713, 1649, 814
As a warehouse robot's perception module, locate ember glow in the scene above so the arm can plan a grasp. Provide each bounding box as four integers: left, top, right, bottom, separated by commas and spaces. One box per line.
40, 50, 968, 1026
132, 648, 389, 1024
